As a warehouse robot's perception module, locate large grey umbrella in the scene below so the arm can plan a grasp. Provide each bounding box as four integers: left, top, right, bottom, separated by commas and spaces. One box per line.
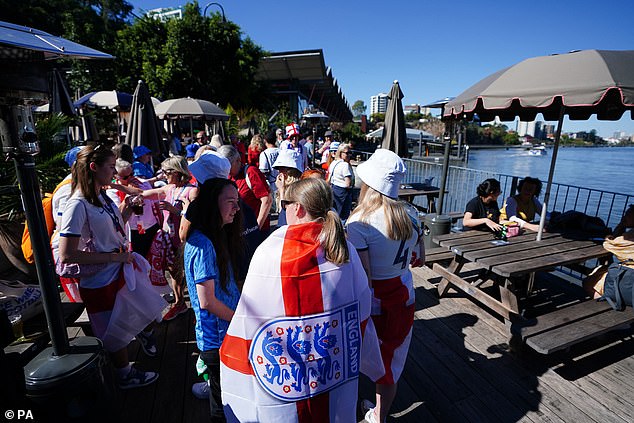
125, 80, 166, 156
155, 97, 229, 140
443, 49, 634, 239
382, 80, 408, 158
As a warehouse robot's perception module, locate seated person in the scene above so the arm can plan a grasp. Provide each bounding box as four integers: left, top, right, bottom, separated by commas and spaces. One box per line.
583, 204, 634, 298
462, 178, 503, 232
500, 176, 545, 232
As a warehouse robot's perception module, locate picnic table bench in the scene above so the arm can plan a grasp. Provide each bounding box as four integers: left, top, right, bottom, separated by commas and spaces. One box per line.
429, 230, 634, 353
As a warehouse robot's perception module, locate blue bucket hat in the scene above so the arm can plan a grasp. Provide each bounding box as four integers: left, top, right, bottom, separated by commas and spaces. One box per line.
133, 145, 152, 159
186, 143, 198, 158
64, 146, 83, 167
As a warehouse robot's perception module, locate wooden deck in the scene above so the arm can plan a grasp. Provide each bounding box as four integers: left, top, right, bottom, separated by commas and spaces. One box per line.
57, 264, 634, 422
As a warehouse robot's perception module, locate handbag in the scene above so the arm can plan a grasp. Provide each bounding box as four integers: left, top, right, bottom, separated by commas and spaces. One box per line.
146, 203, 173, 287
55, 201, 109, 279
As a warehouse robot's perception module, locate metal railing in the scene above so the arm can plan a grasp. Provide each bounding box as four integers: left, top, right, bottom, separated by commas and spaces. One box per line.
352, 150, 633, 228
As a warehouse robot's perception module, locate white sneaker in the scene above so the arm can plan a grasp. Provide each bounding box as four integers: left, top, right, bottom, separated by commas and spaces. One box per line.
192, 381, 210, 400
365, 408, 378, 423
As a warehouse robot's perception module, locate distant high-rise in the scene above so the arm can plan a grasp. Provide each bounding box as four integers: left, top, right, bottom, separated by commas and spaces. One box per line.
370, 93, 388, 116
146, 7, 183, 21
517, 120, 536, 137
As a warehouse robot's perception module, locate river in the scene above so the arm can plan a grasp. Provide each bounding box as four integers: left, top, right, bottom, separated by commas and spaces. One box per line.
464, 146, 634, 196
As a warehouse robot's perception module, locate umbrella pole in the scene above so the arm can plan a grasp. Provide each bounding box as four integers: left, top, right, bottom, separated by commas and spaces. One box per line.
537, 106, 565, 241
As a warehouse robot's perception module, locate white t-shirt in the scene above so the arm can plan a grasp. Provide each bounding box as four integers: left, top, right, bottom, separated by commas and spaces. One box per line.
59, 191, 127, 288
328, 159, 353, 188
346, 208, 419, 282
259, 147, 280, 185
51, 174, 73, 263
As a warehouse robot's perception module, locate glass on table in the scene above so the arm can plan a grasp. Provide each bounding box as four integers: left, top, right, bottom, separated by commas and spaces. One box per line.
8, 312, 26, 342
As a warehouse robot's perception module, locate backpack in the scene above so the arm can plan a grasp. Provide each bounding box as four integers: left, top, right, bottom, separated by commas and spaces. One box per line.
601, 261, 634, 311
21, 179, 71, 263
546, 210, 611, 239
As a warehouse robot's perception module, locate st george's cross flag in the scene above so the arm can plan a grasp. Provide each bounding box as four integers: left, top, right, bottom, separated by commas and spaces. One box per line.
220, 221, 384, 423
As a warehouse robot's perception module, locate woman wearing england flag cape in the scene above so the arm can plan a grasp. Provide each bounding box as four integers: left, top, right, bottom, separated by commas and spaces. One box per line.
220, 178, 383, 422
346, 149, 425, 423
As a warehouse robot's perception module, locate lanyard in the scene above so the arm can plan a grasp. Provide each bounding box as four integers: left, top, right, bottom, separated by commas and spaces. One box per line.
171, 185, 188, 206
100, 191, 126, 238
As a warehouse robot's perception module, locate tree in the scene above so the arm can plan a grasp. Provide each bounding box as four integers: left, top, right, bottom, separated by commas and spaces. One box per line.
351, 100, 366, 118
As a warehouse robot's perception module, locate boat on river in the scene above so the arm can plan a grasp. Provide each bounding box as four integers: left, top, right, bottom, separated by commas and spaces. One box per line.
528, 145, 547, 156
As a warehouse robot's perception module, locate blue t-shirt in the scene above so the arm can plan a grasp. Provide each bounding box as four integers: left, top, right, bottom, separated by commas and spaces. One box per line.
132, 161, 154, 179
184, 230, 240, 351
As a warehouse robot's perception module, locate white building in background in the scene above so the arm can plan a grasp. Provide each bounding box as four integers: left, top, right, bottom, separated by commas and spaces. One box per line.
517, 120, 536, 137
370, 93, 388, 116
146, 7, 183, 21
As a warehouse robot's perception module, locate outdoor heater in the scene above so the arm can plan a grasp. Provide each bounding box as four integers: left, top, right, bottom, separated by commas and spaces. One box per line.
0, 21, 115, 420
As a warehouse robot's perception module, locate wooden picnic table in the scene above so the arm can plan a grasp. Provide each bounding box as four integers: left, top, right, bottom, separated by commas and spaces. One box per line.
429, 230, 634, 353
398, 183, 441, 213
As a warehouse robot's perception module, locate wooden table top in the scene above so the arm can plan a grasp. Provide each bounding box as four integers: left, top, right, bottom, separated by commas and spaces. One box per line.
433, 230, 610, 278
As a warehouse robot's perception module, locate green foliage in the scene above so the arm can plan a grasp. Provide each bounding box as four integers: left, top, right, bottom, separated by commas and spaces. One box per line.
339, 122, 364, 146
351, 100, 366, 117
370, 113, 385, 124
503, 131, 520, 145
34, 113, 75, 159
404, 112, 424, 122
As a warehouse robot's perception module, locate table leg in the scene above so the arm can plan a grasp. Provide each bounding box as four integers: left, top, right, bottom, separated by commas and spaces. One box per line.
437, 256, 465, 297
500, 278, 520, 327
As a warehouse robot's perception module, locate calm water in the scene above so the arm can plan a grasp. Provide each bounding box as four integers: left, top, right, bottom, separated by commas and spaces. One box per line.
465, 146, 634, 196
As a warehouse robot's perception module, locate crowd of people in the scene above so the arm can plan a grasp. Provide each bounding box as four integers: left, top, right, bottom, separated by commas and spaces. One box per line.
44, 123, 633, 422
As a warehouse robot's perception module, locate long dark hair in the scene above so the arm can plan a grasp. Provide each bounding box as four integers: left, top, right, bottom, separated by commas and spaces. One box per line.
186, 178, 244, 292
72, 145, 115, 207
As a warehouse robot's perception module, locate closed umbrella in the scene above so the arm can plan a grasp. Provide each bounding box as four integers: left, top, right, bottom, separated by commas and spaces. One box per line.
382, 80, 408, 158
125, 80, 165, 156
443, 49, 634, 239
49, 69, 75, 117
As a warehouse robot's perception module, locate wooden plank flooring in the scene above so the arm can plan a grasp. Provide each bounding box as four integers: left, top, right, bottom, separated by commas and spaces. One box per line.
57, 263, 634, 423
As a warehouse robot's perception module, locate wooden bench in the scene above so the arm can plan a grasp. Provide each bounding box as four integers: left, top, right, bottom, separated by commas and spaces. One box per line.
518, 300, 634, 354
424, 246, 455, 267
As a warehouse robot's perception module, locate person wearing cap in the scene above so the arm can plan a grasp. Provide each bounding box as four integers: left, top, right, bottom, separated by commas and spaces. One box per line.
218, 145, 273, 232
132, 145, 155, 180
323, 140, 340, 171
317, 130, 334, 166
326, 142, 354, 221
275, 127, 284, 147
280, 123, 308, 171
346, 149, 425, 423
186, 143, 199, 163
272, 149, 304, 226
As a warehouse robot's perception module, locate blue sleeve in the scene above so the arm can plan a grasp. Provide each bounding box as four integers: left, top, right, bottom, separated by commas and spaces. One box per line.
189, 234, 218, 284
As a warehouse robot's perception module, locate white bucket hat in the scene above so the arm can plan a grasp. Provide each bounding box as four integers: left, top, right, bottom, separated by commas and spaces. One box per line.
356, 148, 406, 199
273, 148, 304, 173
189, 151, 231, 183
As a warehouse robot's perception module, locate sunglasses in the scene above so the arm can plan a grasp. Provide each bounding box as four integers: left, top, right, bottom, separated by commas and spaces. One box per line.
118, 173, 132, 181
280, 200, 296, 210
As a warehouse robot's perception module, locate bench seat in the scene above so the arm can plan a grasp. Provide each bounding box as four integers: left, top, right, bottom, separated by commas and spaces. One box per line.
518, 300, 634, 354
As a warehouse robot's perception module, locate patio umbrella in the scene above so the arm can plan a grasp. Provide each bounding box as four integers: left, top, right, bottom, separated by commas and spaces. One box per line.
442, 49, 634, 239
125, 80, 166, 156
74, 90, 133, 111
154, 97, 229, 139
49, 69, 75, 117
382, 80, 408, 158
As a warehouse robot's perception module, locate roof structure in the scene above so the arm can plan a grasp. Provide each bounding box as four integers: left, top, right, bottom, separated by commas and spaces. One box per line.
256, 49, 352, 122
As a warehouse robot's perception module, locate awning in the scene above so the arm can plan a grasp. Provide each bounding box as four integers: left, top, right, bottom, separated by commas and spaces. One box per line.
256, 49, 352, 122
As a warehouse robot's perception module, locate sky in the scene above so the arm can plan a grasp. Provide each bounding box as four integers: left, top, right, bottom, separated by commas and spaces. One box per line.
130, 0, 634, 138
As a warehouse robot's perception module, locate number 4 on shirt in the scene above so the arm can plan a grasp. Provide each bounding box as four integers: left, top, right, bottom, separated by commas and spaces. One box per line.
393, 240, 409, 270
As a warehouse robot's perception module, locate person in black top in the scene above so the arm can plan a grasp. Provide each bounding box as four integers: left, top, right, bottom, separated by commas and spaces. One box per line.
463, 178, 503, 232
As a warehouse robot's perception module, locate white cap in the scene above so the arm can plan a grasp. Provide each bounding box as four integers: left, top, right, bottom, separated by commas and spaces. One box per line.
356, 148, 406, 199
189, 151, 231, 183
273, 148, 304, 173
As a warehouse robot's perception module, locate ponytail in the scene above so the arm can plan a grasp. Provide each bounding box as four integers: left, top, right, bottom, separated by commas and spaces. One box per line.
319, 210, 349, 266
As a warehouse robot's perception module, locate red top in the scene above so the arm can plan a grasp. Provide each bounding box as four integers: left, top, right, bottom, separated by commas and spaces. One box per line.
247, 147, 261, 166
232, 165, 271, 231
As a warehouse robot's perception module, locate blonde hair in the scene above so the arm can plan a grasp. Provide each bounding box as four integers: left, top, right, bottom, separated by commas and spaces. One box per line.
335, 143, 351, 160
249, 134, 265, 152
161, 155, 190, 185
350, 182, 413, 241
285, 178, 349, 265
